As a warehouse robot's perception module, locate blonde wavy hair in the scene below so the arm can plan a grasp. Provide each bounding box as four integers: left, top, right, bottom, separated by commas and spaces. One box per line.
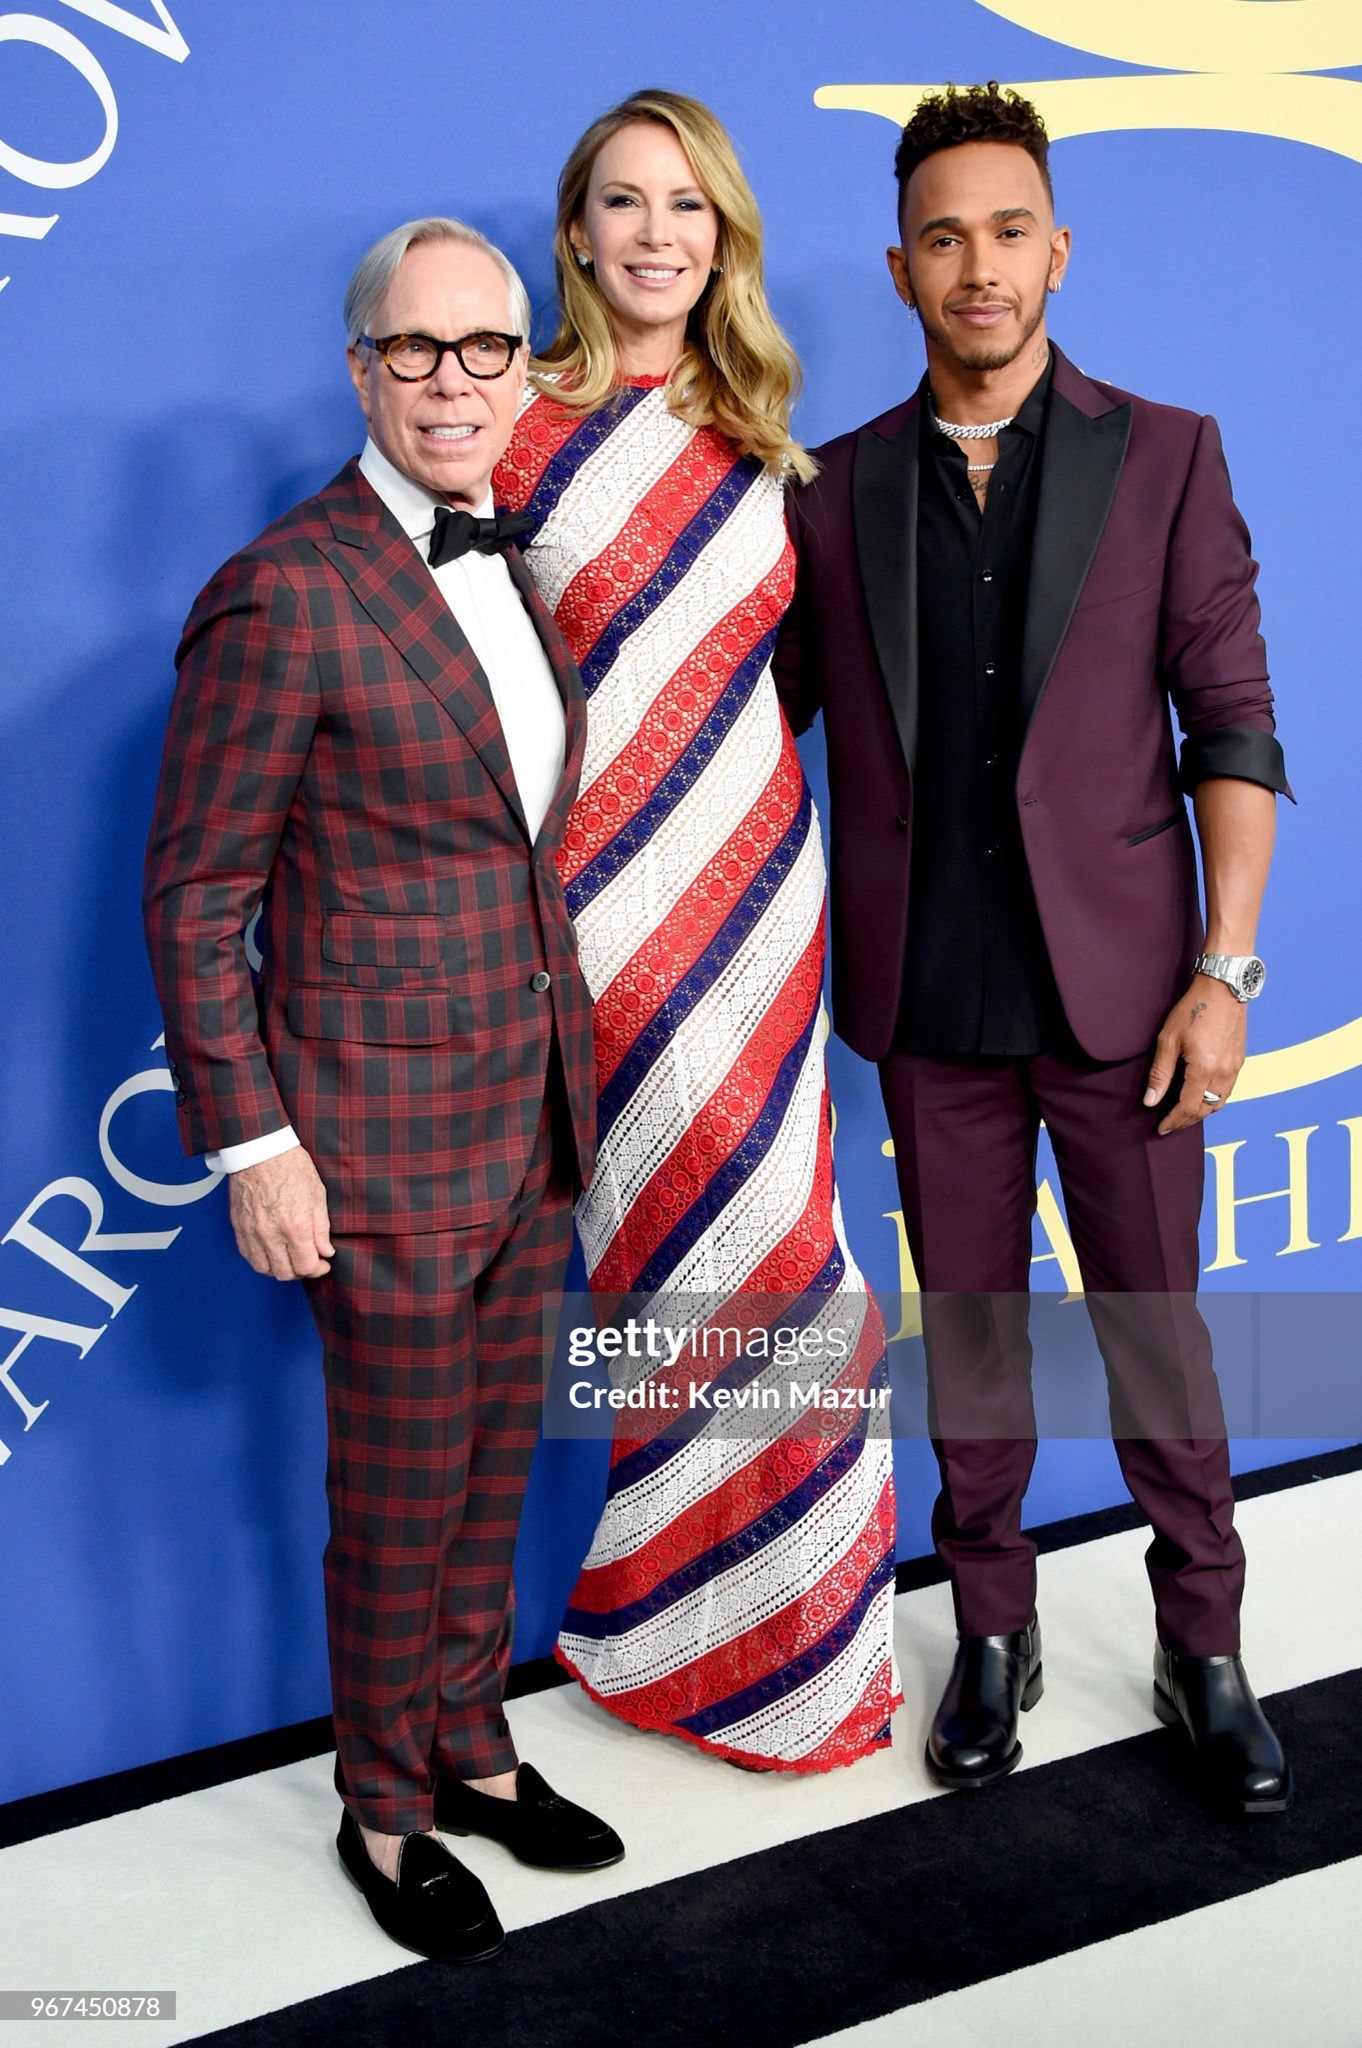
533, 88, 815, 483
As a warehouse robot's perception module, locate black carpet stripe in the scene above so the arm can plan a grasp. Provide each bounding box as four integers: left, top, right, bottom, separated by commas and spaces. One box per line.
895, 1498, 1151, 1594
1229, 1439, 1362, 1500
0, 1716, 337, 1854
0, 1657, 568, 1853
892, 1439, 1362, 1593
181, 1666, 1362, 2048
3, 1444, 1356, 1850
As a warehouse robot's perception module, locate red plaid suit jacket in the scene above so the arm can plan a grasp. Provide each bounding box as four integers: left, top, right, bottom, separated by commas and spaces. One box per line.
143, 459, 595, 1235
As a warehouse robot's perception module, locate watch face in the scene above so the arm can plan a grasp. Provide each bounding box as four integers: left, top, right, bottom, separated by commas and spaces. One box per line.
1240, 958, 1267, 999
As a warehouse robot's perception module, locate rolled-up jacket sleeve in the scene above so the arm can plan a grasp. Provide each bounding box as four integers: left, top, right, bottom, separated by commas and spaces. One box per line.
1178, 722, 1290, 796
1162, 414, 1293, 800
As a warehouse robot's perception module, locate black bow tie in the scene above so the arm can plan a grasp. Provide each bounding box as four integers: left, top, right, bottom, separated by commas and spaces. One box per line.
428, 505, 532, 568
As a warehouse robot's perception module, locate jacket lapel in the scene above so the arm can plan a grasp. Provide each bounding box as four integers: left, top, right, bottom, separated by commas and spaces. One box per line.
1020, 353, 1132, 735
317, 462, 529, 836
852, 398, 921, 777
505, 545, 588, 850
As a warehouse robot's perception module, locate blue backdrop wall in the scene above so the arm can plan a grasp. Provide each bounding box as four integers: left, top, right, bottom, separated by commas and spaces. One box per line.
2, 0, 1359, 1804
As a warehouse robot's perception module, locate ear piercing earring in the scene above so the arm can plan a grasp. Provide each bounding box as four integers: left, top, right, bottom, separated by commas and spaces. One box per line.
575, 248, 592, 269
1048, 277, 1062, 294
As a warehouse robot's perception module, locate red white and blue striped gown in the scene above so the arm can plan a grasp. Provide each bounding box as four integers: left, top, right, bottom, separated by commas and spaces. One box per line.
496, 380, 900, 1771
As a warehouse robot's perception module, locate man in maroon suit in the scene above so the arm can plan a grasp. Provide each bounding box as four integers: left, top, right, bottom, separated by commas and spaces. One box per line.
144, 218, 623, 1962
775, 86, 1292, 1812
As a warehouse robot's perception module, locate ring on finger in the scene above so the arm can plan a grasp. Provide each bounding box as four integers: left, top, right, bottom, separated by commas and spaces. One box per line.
1202, 1090, 1222, 1105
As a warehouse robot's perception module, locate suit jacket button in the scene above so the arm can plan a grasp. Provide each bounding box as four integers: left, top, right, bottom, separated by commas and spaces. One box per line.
530, 970, 552, 993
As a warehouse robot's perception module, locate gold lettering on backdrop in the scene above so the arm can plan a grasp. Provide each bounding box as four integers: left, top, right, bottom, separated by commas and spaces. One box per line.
817, 75, 1362, 172
969, 1, 1362, 78
884, 1121, 1362, 1276
879, 1207, 923, 1340
1205, 1127, 1322, 1271
879, 1137, 1083, 1306
1234, 1021, 1362, 1105
1032, 1180, 1083, 1300
1338, 1118, 1362, 1244
816, 2, 1362, 168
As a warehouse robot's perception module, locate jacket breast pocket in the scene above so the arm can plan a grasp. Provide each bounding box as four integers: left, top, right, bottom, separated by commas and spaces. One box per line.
285, 984, 458, 1044
1071, 553, 1161, 615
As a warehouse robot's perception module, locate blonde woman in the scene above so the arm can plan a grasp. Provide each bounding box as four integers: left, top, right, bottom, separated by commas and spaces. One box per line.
496, 90, 899, 1771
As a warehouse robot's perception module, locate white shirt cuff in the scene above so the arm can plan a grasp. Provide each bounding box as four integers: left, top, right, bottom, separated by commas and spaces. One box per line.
206, 1125, 301, 1174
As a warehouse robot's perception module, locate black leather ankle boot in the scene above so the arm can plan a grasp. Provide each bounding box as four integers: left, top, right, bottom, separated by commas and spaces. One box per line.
1153, 1644, 1292, 1814
925, 1619, 1043, 1790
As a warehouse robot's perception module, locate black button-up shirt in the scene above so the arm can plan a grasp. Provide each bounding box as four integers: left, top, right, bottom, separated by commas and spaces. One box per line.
897, 354, 1066, 1058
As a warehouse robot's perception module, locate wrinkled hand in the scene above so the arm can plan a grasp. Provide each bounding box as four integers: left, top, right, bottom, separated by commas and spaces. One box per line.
1143, 978, 1247, 1135
228, 1147, 334, 1279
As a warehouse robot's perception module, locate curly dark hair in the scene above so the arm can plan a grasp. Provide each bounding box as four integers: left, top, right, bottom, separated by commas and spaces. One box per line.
894, 81, 1052, 213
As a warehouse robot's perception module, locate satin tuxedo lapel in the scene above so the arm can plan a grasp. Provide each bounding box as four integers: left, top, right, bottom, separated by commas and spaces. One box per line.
852, 400, 921, 778
848, 354, 1132, 769
1020, 352, 1132, 735
317, 462, 529, 837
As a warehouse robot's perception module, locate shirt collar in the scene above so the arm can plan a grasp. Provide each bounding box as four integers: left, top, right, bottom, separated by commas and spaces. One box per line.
1011, 347, 1054, 436
358, 436, 494, 543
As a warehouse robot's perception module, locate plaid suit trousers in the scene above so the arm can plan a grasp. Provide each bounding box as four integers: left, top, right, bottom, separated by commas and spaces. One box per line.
308, 1076, 576, 1834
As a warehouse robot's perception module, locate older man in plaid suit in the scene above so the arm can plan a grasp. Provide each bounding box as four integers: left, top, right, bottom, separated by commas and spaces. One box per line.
144, 218, 623, 1963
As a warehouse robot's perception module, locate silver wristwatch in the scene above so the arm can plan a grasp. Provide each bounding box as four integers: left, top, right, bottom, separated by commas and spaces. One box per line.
1194, 952, 1266, 1002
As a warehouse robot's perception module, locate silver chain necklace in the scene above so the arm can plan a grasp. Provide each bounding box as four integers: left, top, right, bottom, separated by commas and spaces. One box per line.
928, 398, 1015, 441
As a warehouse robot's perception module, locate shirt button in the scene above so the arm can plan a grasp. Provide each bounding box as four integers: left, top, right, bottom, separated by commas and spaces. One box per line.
981, 571, 994, 583
530, 970, 552, 993
984, 664, 996, 677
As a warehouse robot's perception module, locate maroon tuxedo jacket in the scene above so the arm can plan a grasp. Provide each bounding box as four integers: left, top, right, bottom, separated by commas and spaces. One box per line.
774, 347, 1287, 1064
143, 459, 595, 1235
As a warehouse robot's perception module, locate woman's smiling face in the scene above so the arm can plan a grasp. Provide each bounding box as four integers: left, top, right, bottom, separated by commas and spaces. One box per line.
571, 119, 720, 371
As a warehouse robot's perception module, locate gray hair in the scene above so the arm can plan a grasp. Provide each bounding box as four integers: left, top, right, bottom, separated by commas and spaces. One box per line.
343, 216, 531, 347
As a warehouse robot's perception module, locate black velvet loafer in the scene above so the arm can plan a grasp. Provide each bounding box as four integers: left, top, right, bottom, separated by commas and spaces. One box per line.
434, 1762, 625, 1870
925, 1619, 1044, 1790
336, 1809, 504, 1963
1153, 1644, 1293, 1814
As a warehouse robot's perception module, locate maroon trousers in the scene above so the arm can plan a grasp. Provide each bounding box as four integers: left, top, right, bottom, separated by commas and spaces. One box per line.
307, 1085, 576, 1835
878, 1044, 1244, 1657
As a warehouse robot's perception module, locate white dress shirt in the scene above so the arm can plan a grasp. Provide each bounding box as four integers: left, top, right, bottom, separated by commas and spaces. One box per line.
208, 437, 566, 1175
